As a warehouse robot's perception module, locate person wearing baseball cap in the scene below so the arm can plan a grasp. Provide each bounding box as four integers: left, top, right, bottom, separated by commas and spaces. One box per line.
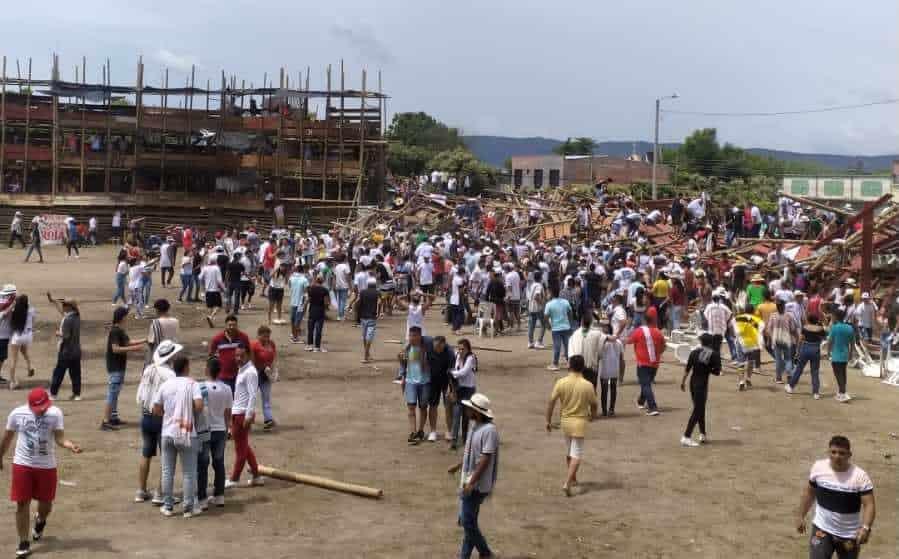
447, 392, 498, 559
0, 387, 82, 557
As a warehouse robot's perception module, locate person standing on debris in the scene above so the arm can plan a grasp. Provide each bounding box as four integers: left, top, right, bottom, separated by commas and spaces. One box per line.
0, 387, 82, 557
447, 392, 498, 559
680, 332, 721, 447
796, 436, 875, 558
8, 211, 25, 249
545, 355, 597, 496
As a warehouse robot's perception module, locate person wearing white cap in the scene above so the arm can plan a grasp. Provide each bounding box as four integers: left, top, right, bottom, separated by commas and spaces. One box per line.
0, 285, 16, 385
8, 211, 25, 249
447, 392, 498, 559
23, 216, 43, 264
854, 292, 878, 343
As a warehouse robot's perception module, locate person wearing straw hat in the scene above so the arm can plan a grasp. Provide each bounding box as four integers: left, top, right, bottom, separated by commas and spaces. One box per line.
447, 392, 498, 559
746, 274, 767, 309
0, 387, 82, 558
46, 293, 82, 402
134, 339, 182, 505
545, 355, 597, 496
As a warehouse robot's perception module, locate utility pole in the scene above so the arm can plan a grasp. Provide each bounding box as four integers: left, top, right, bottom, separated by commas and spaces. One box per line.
652, 93, 678, 199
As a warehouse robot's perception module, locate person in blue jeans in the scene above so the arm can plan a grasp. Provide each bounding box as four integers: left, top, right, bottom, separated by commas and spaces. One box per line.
448, 393, 498, 559
544, 288, 573, 371
401, 326, 431, 444
102, 306, 146, 431
786, 314, 827, 399
197, 358, 232, 507
827, 309, 856, 403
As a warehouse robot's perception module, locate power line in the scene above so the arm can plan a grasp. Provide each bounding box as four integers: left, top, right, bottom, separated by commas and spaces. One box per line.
662, 98, 899, 117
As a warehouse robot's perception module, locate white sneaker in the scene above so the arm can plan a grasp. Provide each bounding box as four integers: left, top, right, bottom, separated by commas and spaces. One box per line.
680, 436, 699, 447
527, 343, 534, 349
427, 431, 438, 442
535, 343, 546, 349
698, 434, 708, 444
198, 500, 209, 512
134, 490, 151, 503
249, 476, 265, 487
305, 346, 314, 352
183, 507, 201, 518
160, 507, 174, 517
209, 495, 225, 507
224, 479, 239, 489
784, 384, 794, 394
319, 347, 328, 353
813, 393, 821, 400
842, 393, 852, 402
547, 364, 560, 371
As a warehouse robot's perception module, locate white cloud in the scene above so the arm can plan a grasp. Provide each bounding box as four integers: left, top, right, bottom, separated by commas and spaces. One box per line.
153, 49, 198, 72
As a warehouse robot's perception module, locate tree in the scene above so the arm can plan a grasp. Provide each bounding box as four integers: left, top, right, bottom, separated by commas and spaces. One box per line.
681, 128, 720, 176
386, 144, 431, 177
386, 112, 463, 152
553, 137, 597, 156
428, 147, 495, 189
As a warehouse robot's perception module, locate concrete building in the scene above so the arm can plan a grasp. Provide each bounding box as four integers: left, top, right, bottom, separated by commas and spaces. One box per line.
510, 154, 670, 189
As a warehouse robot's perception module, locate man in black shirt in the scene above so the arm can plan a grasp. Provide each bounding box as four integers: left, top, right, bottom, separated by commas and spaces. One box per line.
225, 253, 245, 315
425, 336, 456, 442
357, 278, 380, 363
103, 306, 145, 431
680, 333, 721, 447
485, 270, 506, 334
305, 275, 330, 352
583, 264, 603, 311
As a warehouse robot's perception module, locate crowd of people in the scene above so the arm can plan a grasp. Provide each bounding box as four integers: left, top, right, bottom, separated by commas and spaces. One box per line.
0, 187, 886, 558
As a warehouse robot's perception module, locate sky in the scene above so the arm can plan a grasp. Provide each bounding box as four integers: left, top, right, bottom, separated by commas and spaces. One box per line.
1, 0, 897, 155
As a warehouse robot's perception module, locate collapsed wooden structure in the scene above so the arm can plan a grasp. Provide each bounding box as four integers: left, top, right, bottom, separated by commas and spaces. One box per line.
0, 54, 387, 213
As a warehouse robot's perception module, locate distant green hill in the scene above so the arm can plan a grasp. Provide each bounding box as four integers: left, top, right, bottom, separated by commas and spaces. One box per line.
463, 135, 897, 172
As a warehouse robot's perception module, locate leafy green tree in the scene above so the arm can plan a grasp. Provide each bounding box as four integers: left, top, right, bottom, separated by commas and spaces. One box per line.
386, 112, 463, 152
553, 137, 597, 156
681, 128, 720, 176
428, 147, 495, 189
386, 143, 431, 177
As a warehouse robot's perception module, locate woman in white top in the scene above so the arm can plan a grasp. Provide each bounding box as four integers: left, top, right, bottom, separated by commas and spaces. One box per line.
177, 252, 194, 303
113, 251, 129, 305
403, 291, 429, 341
449, 339, 478, 450
8, 295, 36, 389
267, 261, 288, 325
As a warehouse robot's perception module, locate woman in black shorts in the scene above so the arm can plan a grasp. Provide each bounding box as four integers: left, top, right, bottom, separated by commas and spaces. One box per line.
267, 262, 288, 324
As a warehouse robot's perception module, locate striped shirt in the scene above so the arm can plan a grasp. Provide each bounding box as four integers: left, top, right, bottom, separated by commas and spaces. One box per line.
809, 459, 873, 539
703, 302, 732, 337
765, 312, 798, 347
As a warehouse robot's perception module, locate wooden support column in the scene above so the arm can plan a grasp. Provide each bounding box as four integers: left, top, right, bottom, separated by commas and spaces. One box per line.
132, 58, 143, 194
103, 59, 112, 193
298, 71, 307, 199
354, 69, 367, 206
160, 69, 169, 191
51, 55, 59, 197
79, 57, 86, 192
321, 65, 332, 200
861, 209, 874, 293
0, 56, 6, 193
186, 65, 195, 194
23, 58, 31, 193
338, 60, 344, 201
275, 67, 284, 201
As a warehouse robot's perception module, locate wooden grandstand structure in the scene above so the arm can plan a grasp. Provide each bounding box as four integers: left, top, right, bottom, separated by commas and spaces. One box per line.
0, 54, 387, 217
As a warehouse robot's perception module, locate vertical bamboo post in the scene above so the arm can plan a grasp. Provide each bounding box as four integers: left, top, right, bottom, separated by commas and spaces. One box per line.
79, 56, 86, 193
186, 65, 195, 194
354, 69, 367, 206
0, 56, 6, 194
133, 57, 143, 194
160, 69, 169, 191
322, 64, 331, 200
378, 69, 385, 204
104, 58, 112, 192
51, 55, 60, 197
338, 60, 344, 201
298, 70, 306, 199
23, 58, 32, 193
276, 67, 284, 201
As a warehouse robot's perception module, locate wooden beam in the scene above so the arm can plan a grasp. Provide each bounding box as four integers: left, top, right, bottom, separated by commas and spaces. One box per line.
103, 59, 112, 193
338, 60, 344, 202
354, 69, 366, 206
160, 69, 169, 191
51, 55, 59, 197
23, 58, 31, 193
80, 56, 86, 193
813, 194, 891, 249
322, 64, 331, 200
862, 210, 873, 292
1, 56, 6, 194
782, 193, 853, 217
132, 58, 143, 194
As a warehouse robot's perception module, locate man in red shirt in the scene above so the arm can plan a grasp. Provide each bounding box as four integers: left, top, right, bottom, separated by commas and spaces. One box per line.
208, 315, 252, 393
182, 226, 193, 254
624, 307, 666, 416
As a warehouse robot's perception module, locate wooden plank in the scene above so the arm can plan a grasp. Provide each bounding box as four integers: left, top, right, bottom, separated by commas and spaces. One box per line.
782, 193, 853, 217
812, 193, 891, 249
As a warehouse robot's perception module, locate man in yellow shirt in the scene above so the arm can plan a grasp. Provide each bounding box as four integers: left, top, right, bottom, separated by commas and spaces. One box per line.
545, 355, 597, 496
734, 304, 763, 391
651, 272, 671, 328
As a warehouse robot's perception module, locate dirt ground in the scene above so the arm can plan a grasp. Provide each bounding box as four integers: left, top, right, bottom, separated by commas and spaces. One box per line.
0, 244, 895, 559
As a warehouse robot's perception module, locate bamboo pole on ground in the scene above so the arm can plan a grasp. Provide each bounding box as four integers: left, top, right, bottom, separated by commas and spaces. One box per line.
256, 465, 383, 499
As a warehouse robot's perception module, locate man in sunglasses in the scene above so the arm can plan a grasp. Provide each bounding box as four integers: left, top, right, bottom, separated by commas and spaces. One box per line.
796, 435, 875, 558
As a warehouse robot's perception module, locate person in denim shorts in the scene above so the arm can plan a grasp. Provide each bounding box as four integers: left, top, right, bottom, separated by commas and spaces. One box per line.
400, 326, 431, 445
102, 306, 146, 431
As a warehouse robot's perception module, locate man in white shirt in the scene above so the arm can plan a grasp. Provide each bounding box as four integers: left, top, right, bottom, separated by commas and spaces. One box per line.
197, 358, 233, 507
526, 271, 547, 349
112, 210, 123, 244
504, 265, 522, 331
417, 258, 435, 295
199, 262, 225, 327
333, 255, 352, 321
0, 387, 82, 557
226, 347, 263, 488
159, 238, 174, 288
8, 212, 25, 249
152, 355, 203, 516
88, 216, 98, 246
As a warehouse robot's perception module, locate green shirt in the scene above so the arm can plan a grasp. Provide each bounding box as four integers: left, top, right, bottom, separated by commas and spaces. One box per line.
746, 284, 766, 308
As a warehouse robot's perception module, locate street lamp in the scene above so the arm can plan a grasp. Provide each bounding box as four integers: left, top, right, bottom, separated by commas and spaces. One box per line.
652, 93, 678, 200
